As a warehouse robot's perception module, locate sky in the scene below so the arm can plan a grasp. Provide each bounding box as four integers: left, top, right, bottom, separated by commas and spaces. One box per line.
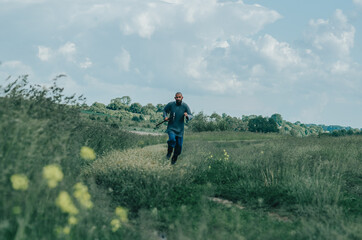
1, 0, 362, 128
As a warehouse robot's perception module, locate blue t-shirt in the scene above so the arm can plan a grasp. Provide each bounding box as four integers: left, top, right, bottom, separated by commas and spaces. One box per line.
163, 101, 193, 136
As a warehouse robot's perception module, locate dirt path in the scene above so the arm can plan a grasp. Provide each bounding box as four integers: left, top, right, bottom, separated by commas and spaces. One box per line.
129, 130, 164, 136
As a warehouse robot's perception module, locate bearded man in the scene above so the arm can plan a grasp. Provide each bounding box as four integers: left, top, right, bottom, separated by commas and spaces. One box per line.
163, 92, 193, 165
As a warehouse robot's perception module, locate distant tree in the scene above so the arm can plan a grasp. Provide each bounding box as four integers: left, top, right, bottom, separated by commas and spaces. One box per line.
242, 115, 257, 122
248, 116, 278, 133
107, 98, 128, 110
120, 96, 131, 106
267, 118, 279, 132
129, 103, 142, 113
271, 113, 283, 126
347, 129, 354, 135
141, 103, 157, 115
332, 129, 347, 137
188, 112, 211, 132
90, 102, 107, 113
210, 112, 221, 121
156, 104, 165, 112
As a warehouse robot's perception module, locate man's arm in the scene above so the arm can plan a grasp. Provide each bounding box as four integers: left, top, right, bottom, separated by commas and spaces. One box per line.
163, 102, 171, 121
184, 104, 193, 121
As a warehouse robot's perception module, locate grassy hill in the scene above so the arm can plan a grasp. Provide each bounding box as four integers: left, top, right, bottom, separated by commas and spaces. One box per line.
1, 77, 361, 239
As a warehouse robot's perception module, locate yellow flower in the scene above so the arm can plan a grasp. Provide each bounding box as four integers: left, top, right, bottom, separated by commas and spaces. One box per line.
10, 174, 29, 190
115, 207, 128, 223
110, 219, 121, 232
68, 216, 78, 225
80, 146, 96, 161
63, 226, 71, 235
73, 182, 93, 209
56, 191, 79, 215
223, 149, 229, 160
42, 164, 63, 188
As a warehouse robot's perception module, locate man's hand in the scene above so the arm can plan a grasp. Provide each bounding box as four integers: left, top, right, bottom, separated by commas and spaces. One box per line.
184, 112, 189, 120
164, 117, 169, 121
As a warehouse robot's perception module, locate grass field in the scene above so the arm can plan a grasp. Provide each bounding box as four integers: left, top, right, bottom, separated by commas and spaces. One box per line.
1, 78, 361, 239
84, 132, 362, 239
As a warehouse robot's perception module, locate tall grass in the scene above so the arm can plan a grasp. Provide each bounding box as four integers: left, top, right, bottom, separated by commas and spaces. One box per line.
86, 133, 361, 239
0, 76, 164, 239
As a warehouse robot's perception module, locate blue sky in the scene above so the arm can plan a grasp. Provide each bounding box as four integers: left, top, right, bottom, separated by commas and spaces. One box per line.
1, 0, 362, 128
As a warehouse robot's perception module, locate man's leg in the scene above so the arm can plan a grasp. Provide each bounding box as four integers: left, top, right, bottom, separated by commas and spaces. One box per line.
167, 132, 176, 159
171, 135, 183, 164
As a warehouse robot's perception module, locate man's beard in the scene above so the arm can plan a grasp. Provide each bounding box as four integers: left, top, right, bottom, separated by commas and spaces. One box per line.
176, 100, 182, 105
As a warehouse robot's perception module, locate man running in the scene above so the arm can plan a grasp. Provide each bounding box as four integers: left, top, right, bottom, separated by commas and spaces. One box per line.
163, 92, 193, 165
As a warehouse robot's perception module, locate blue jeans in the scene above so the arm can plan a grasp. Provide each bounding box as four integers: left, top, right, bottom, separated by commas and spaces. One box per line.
167, 132, 183, 157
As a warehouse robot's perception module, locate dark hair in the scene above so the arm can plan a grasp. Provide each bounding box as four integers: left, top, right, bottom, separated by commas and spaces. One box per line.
175, 92, 182, 96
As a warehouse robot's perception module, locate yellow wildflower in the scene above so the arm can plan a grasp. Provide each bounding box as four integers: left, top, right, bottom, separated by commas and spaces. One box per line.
63, 226, 71, 235
56, 191, 79, 215
110, 219, 121, 232
68, 216, 78, 225
223, 149, 230, 160
10, 174, 29, 191
73, 182, 93, 209
80, 146, 96, 161
42, 164, 63, 188
115, 206, 128, 223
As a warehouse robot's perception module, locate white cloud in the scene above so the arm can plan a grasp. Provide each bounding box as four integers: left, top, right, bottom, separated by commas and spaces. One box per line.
204, 75, 243, 94
115, 48, 131, 72
213, 40, 230, 49
308, 9, 355, 59
37, 46, 52, 61
80, 58, 92, 69
353, 0, 362, 7
118, 0, 280, 38
257, 34, 301, 70
331, 61, 350, 74
36, 42, 92, 69
161, 0, 182, 3
0, 0, 44, 3
58, 42, 76, 61
134, 11, 161, 38
182, 0, 217, 23
0, 61, 34, 79
251, 64, 266, 77
185, 56, 207, 79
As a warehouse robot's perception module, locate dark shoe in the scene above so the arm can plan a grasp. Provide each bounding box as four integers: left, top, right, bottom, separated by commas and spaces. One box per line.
171, 155, 178, 165
166, 146, 173, 159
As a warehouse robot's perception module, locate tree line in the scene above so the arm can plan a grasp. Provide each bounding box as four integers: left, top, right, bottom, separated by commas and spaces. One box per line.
85, 96, 361, 137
